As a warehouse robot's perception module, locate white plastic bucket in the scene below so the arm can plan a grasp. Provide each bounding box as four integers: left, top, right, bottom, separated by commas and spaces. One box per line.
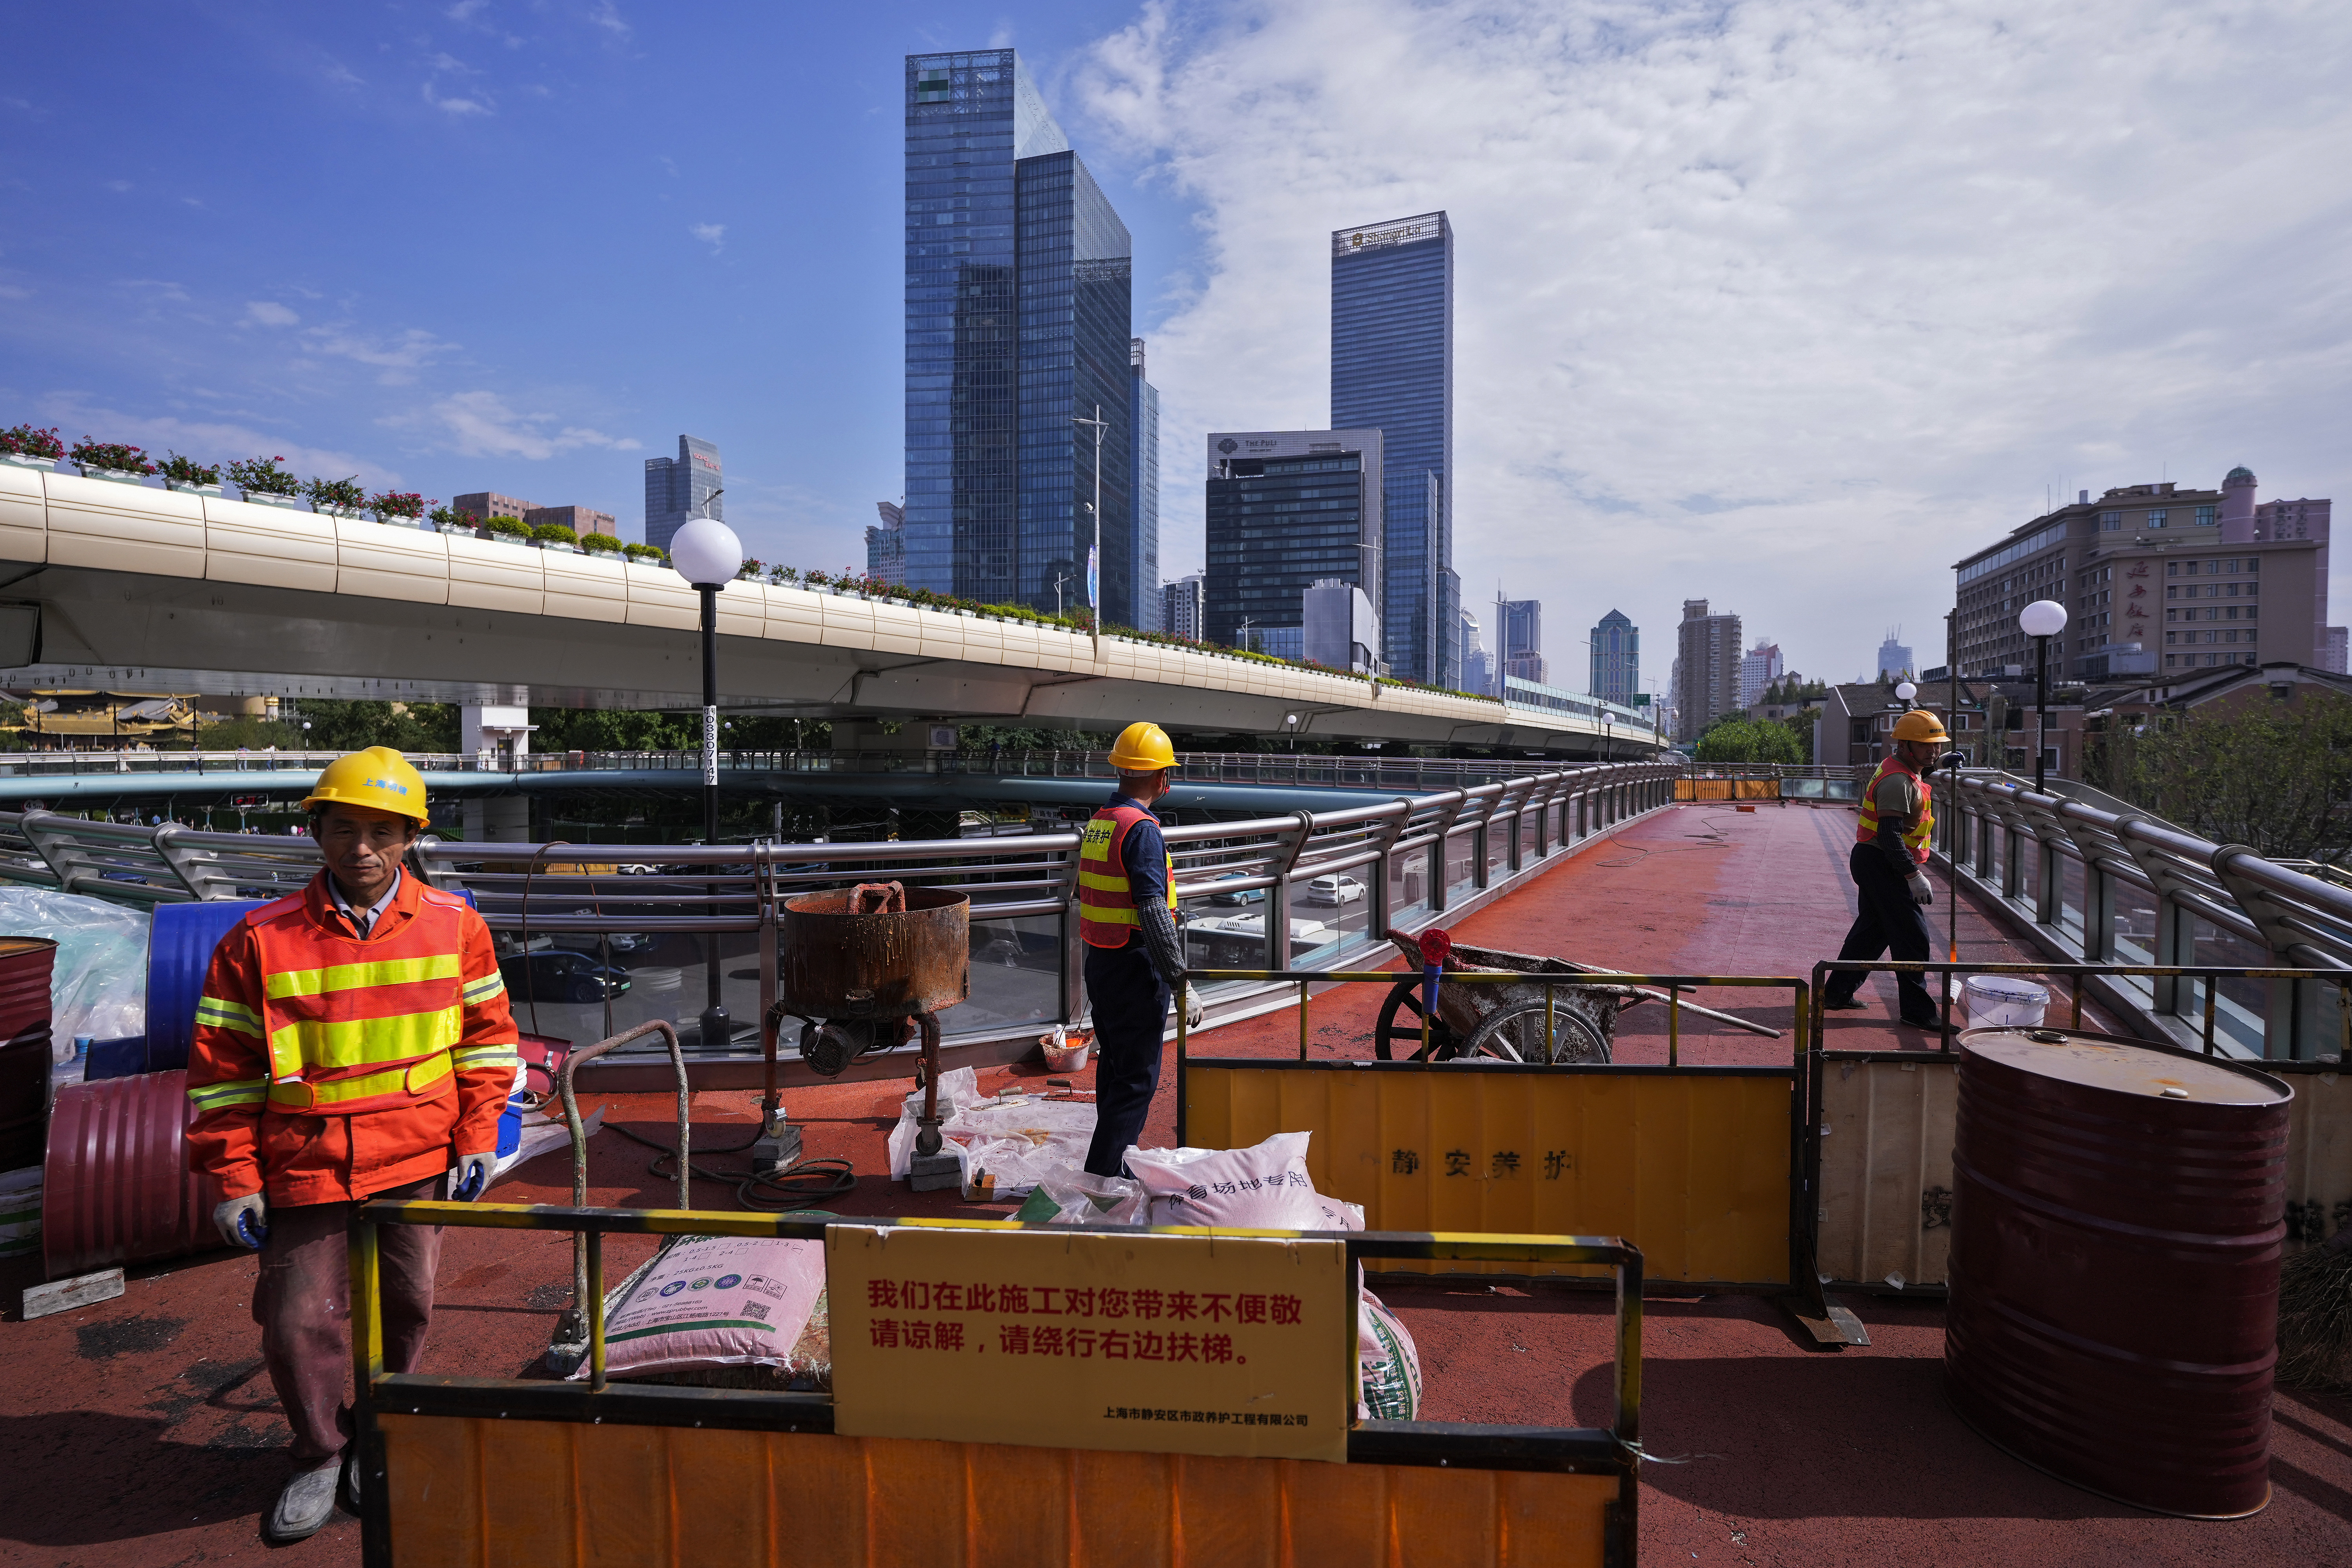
1964, 975, 2050, 1029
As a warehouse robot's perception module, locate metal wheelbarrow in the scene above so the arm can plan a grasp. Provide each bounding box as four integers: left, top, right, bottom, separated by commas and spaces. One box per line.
1375, 934, 1783, 1063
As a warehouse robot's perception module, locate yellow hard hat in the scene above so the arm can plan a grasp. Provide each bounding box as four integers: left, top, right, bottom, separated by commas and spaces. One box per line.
1107, 720, 1176, 773
301, 746, 430, 826
1893, 710, 1950, 744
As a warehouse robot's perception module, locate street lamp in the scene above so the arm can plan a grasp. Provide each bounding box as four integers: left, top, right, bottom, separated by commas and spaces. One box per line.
2018, 599, 2069, 796
1894, 681, 1917, 708
1073, 403, 1107, 652
671, 501, 744, 1053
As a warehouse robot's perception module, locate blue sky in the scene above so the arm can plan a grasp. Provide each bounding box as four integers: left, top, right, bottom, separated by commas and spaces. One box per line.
6, 1, 2349, 692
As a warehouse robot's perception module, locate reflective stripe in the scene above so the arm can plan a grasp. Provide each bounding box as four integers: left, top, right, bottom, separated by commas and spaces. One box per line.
452, 1044, 521, 1069
265, 953, 463, 1001
267, 1006, 462, 1075
195, 995, 265, 1035
268, 1049, 452, 1110
1076, 868, 1134, 893
187, 1076, 268, 1110
1086, 905, 1142, 927
460, 971, 506, 1006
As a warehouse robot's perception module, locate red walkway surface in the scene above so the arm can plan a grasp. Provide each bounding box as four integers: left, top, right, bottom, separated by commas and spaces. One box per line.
2, 802, 2345, 1565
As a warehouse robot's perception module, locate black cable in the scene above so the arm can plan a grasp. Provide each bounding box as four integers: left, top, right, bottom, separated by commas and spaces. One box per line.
604, 1121, 860, 1212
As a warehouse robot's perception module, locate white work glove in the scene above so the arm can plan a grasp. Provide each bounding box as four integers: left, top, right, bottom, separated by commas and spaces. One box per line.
452, 1152, 493, 1202
1907, 872, 1935, 907
214, 1192, 268, 1250
1181, 985, 1205, 1029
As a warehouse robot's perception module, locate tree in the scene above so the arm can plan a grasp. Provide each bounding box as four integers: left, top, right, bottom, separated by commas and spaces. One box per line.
292, 700, 459, 753
1695, 716, 1803, 764
2125, 690, 2352, 864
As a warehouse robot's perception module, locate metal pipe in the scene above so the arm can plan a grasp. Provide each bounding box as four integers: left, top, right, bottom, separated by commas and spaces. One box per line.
700, 582, 727, 1053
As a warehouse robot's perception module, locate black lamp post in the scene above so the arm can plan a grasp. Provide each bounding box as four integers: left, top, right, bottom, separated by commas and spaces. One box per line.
2018, 599, 2068, 795
671, 499, 743, 1052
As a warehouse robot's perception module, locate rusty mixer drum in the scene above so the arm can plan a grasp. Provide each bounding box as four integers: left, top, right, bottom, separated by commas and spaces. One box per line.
779, 886, 969, 1018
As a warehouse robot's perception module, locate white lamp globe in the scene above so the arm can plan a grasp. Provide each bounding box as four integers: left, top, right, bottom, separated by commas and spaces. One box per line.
1894, 681, 1917, 702
671, 516, 744, 589
2018, 599, 2068, 639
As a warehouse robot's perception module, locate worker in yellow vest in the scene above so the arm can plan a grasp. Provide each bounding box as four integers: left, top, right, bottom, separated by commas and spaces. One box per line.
1821, 710, 1951, 1027
1077, 722, 1203, 1176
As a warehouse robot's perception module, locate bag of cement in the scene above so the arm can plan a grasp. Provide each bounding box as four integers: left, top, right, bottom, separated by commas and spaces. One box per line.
569, 1232, 826, 1382
1125, 1132, 1361, 1231
1358, 1288, 1423, 1421
0, 888, 149, 1058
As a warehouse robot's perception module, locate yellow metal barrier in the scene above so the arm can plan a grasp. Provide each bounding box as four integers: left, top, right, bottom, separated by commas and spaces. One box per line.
1674, 777, 1779, 802
1813, 1053, 1958, 1289
378, 1419, 1620, 1567
1186, 1062, 1791, 1283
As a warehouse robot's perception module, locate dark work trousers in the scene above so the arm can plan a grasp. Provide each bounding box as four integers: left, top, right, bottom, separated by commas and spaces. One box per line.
1826, 842, 1937, 1023
1083, 940, 1172, 1178
254, 1172, 444, 1465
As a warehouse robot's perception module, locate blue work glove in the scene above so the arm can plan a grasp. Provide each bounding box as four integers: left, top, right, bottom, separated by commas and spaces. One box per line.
213, 1192, 268, 1250
452, 1153, 493, 1202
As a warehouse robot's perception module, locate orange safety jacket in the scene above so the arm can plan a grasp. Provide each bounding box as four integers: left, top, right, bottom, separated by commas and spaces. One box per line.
1855, 754, 1935, 867
184, 870, 521, 1206
1077, 803, 1176, 949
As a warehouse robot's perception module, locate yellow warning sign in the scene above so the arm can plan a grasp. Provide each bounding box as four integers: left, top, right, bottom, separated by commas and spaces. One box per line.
826, 1222, 1350, 1464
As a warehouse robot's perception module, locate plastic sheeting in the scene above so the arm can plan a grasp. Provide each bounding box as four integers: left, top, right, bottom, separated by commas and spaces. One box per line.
0, 889, 148, 1060
884, 1067, 1102, 1199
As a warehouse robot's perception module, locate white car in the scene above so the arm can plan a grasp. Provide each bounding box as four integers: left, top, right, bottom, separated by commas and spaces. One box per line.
1303, 875, 1367, 906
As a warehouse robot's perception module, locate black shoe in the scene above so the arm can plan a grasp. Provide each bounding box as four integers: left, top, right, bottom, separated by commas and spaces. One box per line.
1820, 996, 1867, 1012
1899, 1013, 1942, 1030
341, 1450, 362, 1515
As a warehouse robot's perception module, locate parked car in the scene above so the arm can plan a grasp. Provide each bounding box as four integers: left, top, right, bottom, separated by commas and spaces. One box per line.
1204, 873, 1267, 906
1303, 875, 1367, 906
498, 949, 633, 1005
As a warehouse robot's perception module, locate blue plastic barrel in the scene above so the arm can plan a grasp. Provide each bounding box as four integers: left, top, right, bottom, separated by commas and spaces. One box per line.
144, 902, 264, 1072
83, 1036, 149, 1081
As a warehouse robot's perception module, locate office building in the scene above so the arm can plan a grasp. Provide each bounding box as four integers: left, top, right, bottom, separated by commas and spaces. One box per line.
867, 502, 907, 586
1496, 596, 1544, 684
1301, 579, 1382, 674
644, 435, 722, 554
524, 505, 613, 539
1875, 630, 1913, 682
1461, 609, 1493, 696
1128, 339, 1161, 630
1953, 467, 2331, 679
2327, 625, 2348, 675
1332, 212, 1455, 687
904, 50, 1131, 620
1590, 610, 1639, 708
1739, 639, 1784, 710
450, 491, 537, 523
1162, 574, 1204, 642
1202, 430, 1383, 661
1675, 599, 1742, 740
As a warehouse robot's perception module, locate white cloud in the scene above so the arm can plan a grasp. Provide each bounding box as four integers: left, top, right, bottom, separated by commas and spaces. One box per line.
407, 390, 643, 460
588, 2, 630, 42
422, 81, 492, 116
243, 301, 299, 328
302, 324, 457, 385
689, 222, 726, 252
34, 398, 397, 488
1078, 0, 2352, 688
105, 180, 131, 193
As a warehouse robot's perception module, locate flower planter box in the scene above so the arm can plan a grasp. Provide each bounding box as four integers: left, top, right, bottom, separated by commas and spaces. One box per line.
0, 454, 56, 471
486, 532, 535, 548
541, 541, 580, 554
165, 481, 225, 497
240, 490, 307, 510
435, 522, 480, 537
368, 512, 425, 528
75, 466, 151, 486
590, 549, 626, 561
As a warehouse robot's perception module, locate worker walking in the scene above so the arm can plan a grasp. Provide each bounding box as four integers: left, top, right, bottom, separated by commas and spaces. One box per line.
1079, 722, 1202, 1177
185, 747, 520, 1543
1822, 711, 1951, 1028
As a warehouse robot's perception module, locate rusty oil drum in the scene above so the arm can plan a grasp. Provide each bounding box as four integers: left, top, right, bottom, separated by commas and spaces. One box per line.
44, 1068, 224, 1277
779, 887, 969, 1019
0, 936, 58, 1171
1945, 1025, 2291, 1518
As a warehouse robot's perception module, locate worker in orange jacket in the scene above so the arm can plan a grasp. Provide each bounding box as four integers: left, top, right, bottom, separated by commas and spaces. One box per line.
185, 747, 519, 1543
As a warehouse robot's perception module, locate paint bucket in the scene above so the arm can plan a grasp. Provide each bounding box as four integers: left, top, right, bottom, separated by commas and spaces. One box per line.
1041, 1032, 1091, 1073
1963, 974, 2049, 1029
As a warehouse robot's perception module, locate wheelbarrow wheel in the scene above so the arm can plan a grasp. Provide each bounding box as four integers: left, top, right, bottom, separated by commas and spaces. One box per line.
1374, 978, 1460, 1062
1457, 1002, 1611, 1065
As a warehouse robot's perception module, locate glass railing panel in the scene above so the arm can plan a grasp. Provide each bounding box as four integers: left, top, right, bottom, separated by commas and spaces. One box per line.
2181, 914, 2270, 1055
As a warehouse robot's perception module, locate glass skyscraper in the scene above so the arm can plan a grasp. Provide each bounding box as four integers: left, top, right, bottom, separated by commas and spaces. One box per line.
905, 51, 1131, 618
1129, 338, 1161, 630
1332, 212, 1455, 687
1203, 430, 1384, 660
643, 434, 721, 554
1590, 609, 1640, 707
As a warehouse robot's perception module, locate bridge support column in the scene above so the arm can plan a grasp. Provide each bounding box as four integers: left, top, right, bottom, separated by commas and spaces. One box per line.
461, 796, 530, 842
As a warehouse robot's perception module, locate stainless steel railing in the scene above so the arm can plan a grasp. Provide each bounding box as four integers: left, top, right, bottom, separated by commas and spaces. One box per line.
1934, 770, 2350, 1059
